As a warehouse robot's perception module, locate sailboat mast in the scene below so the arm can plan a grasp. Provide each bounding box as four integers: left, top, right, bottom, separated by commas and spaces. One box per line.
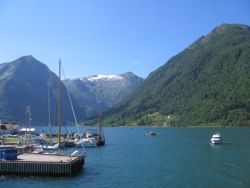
98, 113, 101, 136
48, 87, 52, 142
96, 112, 105, 146
28, 106, 31, 137
58, 60, 61, 144
98, 113, 104, 137
25, 107, 28, 145
25, 105, 31, 145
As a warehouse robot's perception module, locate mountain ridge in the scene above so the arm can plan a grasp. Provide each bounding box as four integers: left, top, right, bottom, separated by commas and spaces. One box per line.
104, 23, 250, 127
0, 55, 80, 124
63, 72, 143, 119
0, 56, 143, 124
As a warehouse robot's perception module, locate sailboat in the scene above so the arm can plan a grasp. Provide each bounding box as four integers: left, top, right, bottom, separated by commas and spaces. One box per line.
75, 113, 105, 147
43, 60, 65, 150
48, 87, 52, 143
96, 113, 105, 146
26, 60, 84, 169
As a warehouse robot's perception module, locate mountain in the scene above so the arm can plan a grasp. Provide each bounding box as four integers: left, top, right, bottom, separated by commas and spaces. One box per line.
63, 72, 143, 119
0, 56, 81, 124
105, 24, 250, 127
0, 56, 142, 124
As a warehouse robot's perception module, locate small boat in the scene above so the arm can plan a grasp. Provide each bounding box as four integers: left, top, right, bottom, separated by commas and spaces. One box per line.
96, 135, 105, 146
64, 139, 76, 147
96, 113, 105, 146
32, 148, 44, 154
70, 150, 80, 157
80, 128, 100, 147
210, 132, 223, 144
145, 131, 157, 136
42, 142, 65, 150
75, 137, 97, 148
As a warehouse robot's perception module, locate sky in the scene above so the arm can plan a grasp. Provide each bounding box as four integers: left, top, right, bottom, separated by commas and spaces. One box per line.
0, 0, 249, 78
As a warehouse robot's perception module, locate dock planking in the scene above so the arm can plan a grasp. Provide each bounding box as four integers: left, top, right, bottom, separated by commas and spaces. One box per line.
0, 153, 84, 176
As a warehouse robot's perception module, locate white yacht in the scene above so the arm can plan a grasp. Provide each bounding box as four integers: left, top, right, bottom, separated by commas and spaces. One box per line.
210, 132, 223, 144
75, 137, 97, 148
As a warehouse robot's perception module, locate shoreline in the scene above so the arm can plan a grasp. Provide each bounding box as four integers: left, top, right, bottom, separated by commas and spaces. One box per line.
101, 125, 250, 128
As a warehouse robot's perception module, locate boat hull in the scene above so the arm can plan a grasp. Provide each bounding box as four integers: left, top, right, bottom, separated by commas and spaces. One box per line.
145, 132, 157, 136
96, 140, 105, 147
75, 138, 97, 148
210, 138, 223, 144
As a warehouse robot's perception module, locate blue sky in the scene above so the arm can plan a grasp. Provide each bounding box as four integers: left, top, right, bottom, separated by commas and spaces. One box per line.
0, 0, 249, 78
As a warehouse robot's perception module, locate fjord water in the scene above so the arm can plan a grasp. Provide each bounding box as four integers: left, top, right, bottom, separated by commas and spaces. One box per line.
1, 127, 250, 188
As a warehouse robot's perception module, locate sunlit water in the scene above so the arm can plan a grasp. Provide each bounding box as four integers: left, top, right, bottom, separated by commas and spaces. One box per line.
1, 127, 250, 188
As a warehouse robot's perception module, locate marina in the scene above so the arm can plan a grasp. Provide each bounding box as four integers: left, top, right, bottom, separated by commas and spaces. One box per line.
0, 61, 88, 177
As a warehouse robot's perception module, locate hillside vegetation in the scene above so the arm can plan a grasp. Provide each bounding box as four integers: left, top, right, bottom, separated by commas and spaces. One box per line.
104, 24, 250, 127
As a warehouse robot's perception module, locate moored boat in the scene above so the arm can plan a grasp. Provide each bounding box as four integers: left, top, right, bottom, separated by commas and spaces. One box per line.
75, 137, 97, 148
96, 113, 105, 146
42, 142, 65, 150
145, 131, 157, 136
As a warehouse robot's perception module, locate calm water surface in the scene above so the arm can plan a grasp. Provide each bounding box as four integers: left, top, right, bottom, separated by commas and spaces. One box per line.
1, 127, 250, 188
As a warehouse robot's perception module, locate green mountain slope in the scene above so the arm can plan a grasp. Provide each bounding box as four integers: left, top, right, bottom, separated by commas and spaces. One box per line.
105, 24, 250, 126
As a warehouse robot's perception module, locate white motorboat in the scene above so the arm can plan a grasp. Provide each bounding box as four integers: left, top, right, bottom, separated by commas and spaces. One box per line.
210, 132, 223, 144
75, 137, 97, 148
42, 142, 65, 150
145, 131, 157, 136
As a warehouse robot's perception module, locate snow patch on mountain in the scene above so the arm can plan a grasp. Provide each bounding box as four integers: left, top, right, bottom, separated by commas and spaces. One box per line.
87, 74, 123, 81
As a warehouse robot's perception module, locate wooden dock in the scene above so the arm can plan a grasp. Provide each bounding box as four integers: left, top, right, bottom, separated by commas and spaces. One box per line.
0, 153, 84, 176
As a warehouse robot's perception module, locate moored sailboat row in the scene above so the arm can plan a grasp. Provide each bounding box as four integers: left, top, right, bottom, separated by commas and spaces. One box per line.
0, 60, 85, 176
0, 60, 106, 177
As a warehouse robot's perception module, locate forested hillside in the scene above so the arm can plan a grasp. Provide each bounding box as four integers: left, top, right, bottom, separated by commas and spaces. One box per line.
105, 24, 250, 127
